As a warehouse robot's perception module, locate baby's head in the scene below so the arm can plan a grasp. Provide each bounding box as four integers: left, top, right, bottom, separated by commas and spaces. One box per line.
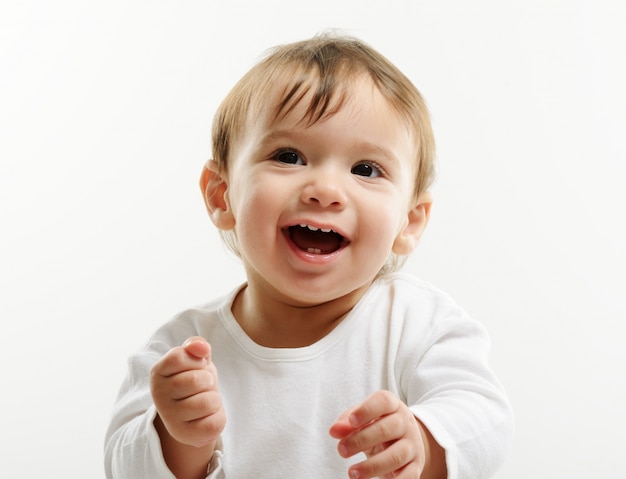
207, 33, 435, 274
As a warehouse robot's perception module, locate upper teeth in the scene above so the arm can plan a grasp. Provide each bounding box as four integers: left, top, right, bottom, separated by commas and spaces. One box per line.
300, 224, 334, 233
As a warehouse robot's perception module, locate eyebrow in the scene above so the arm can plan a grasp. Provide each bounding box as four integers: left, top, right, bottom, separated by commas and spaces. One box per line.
259, 129, 302, 146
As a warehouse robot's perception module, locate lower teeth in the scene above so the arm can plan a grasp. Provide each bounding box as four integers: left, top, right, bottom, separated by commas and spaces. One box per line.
307, 248, 322, 254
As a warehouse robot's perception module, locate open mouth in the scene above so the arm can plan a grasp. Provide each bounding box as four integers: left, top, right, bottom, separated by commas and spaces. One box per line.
286, 224, 348, 254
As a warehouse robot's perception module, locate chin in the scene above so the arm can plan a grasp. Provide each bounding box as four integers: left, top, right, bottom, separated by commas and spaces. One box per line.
278, 275, 372, 307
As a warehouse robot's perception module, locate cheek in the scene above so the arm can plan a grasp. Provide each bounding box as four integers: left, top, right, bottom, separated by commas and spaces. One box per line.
358, 203, 404, 256
381, 204, 414, 251
231, 182, 279, 243
364, 192, 407, 231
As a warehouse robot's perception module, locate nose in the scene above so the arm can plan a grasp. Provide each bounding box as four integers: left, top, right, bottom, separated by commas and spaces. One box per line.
300, 168, 347, 209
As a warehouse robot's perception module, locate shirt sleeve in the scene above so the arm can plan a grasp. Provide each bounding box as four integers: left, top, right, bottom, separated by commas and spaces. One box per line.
104, 339, 174, 479
404, 306, 515, 479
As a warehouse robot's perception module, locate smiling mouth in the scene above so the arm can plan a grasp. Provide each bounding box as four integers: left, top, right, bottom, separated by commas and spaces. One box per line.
286, 224, 348, 254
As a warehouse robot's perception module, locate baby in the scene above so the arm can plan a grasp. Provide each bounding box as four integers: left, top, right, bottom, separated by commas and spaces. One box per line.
105, 33, 514, 479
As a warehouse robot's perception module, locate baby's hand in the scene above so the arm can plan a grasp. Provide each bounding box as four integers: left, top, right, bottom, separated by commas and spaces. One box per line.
329, 390, 426, 479
150, 337, 226, 449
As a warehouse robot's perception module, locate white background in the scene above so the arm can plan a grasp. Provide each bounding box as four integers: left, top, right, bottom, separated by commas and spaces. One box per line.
1, 1, 624, 477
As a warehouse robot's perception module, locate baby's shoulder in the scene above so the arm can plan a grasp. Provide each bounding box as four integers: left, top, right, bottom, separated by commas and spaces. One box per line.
375, 272, 461, 313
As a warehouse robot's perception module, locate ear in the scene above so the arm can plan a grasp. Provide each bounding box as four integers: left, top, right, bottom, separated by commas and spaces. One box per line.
199, 160, 236, 230
392, 192, 432, 256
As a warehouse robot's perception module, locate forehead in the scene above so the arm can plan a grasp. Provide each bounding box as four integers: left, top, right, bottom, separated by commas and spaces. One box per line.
250, 70, 411, 136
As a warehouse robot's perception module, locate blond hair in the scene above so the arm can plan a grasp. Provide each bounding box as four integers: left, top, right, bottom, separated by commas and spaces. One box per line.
210, 33, 436, 272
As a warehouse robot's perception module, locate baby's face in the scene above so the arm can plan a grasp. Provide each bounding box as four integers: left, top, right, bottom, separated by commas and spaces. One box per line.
223, 74, 422, 306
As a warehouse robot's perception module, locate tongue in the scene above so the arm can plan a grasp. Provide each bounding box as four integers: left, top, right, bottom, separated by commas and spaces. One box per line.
290, 227, 342, 254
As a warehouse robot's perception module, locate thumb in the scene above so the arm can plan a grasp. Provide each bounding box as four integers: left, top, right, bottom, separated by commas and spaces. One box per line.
183, 336, 211, 361
329, 407, 357, 439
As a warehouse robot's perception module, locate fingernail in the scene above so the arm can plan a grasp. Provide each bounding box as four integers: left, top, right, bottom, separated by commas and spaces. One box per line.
350, 469, 361, 479
339, 443, 348, 457
183, 338, 201, 348
348, 413, 359, 427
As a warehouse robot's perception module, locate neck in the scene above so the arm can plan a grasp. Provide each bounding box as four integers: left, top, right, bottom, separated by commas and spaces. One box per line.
231, 278, 372, 348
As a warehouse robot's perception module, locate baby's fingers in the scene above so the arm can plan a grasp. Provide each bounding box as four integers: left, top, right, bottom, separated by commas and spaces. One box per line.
157, 390, 226, 448
349, 440, 420, 479
348, 390, 401, 430
168, 369, 215, 400
337, 412, 405, 459
175, 390, 224, 422
153, 339, 211, 378
329, 408, 357, 439
183, 336, 211, 360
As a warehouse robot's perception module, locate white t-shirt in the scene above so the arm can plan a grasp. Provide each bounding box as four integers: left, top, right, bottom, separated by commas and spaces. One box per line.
105, 273, 514, 479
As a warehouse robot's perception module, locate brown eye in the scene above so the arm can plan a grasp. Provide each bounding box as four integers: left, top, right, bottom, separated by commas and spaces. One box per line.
275, 150, 304, 165
351, 162, 382, 178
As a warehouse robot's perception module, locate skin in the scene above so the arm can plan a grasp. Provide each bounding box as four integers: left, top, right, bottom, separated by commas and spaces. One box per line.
151, 74, 445, 478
